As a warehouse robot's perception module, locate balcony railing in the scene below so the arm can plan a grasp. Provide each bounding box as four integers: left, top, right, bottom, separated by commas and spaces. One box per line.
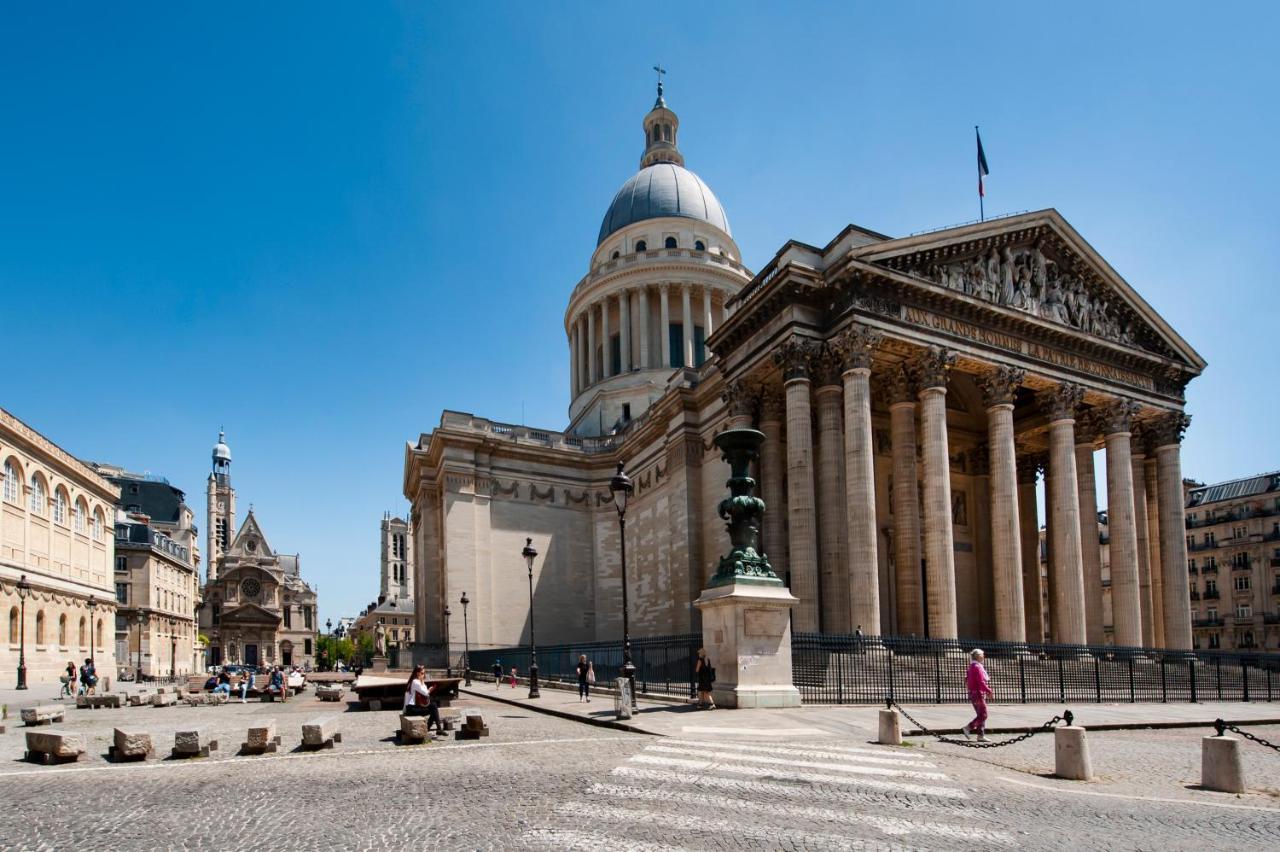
1203, 590, 1221, 600
1232, 561, 1252, 571
1193, 618, 1224, 627
1265, 613, 1280, 624
1202, 565, 1219, 574
1190, 591, 1201, 601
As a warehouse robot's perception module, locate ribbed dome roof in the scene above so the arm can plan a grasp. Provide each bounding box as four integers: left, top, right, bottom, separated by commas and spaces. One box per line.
597, 163, 730, 246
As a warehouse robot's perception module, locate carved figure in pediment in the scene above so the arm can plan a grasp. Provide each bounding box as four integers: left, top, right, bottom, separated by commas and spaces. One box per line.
999, 246, 1016, 306
1041, 277, 1070, 324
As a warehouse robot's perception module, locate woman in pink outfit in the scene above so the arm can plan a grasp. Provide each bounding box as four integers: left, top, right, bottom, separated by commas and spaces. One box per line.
964, 648, 994, 741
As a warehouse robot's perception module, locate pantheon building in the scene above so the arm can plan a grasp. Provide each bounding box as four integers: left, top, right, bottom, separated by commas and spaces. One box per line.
404, 85, 1204, 654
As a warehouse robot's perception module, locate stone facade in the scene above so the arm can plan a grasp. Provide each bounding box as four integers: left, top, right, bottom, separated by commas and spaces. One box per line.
351, 514, 416, 653
405, 89, 1206, 654
1, 406, 118, 685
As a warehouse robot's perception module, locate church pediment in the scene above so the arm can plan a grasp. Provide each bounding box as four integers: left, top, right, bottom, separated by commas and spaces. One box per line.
863, 210, 1205, 371
220, 602, 280, 625
226, 509, 275, 559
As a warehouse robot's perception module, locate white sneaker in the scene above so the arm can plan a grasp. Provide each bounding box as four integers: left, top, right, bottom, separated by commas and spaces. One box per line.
961, 724, 972, 739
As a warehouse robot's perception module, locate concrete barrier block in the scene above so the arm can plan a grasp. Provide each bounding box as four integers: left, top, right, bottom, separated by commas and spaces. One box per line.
1201, 735, 1246, 794
25, 730, 86, 763
399, 714, 430, 744
457, 711, 489, 740
150, 692, 178, 708
1054, 726, 1092, 781
173, 727, 218, 758
110, 728, 154, 761
21, 705, 65, 726
242, 719, 280, 754
878, 709, 902, 746
315, 685, 345, 702
302, 716, 342, 750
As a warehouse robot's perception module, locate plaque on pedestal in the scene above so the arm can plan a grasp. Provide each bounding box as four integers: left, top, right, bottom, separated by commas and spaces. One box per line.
370, 656, 389, 673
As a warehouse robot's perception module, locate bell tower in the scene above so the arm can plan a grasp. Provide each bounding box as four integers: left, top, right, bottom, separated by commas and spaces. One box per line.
206, 430, 236, 583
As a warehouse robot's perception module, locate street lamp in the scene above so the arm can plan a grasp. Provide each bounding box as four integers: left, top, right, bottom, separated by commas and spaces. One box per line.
326, 618, 333, 670
460, 591, 471, 686
15, 574, 30, 690
609, 461, 637, 708
522, 537, 540, 699
86, 594, 97, 669
134, 611, 145, 680
443, 605, 453, 677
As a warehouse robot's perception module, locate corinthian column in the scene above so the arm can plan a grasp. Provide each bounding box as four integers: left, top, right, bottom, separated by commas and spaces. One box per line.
1041, 383, 1088, 645
1073, 413, 1105, 645
837, 324, 882, 637
773, 336, 820, 631
759, 387, 788, 577
637, 287, 650, 370
1099, 399, 1143, 648
812, 346, 848, 633
1144, 451, 1165, 647
979, 366, 1026, 643
886, 367, 923, 636
721, 379, 756, 429
659, 284, 671, 368
681, 285, 695, 368
1151, 411, 1193, 650
703, 287, 714, 342
911, 347, 957, 640
619, 289, 632, 373
600, 299, 611, 378
587, 304, 597, 385
1018, 454, 1045, 641
1130, 430, 1156, 647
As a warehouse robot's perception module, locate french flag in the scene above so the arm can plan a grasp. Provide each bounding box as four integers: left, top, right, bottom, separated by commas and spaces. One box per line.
976, 127, 990, 197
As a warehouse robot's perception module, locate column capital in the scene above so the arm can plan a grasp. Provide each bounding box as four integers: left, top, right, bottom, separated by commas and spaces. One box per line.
657, 282, 670, 294
880, 364, 917, 406
758, 385, 785, 422
810, 343, 845, 388
978, 365, 1025, 409
1147, 410, 1192, 448
1039, 382, 1085, 422
1096, 398, 1141, 436
721, 378, 759, 421
907, 346, 955, 392
1016, 451, 1046, 484
1073, 408, 1102, 446
833, 323, 882, 372
772, 335, 817, 382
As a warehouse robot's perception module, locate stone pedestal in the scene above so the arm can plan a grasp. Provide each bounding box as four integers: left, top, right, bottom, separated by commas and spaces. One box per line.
1054, 726, 1092, 781
878, 708, 902, 745
694, 583, 801, 709
1201, 735, 1245, 793
370, 656, 389, 673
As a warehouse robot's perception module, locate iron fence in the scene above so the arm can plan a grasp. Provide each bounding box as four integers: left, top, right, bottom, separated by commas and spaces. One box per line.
793, 632, 1280, 705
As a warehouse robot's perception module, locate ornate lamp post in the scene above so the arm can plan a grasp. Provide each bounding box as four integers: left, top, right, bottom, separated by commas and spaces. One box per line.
169, 616, 177, 679
609, 461, 637, 708
86, 594, 98, 668
443, 605, 453, 677
15, 574, 30, 690
325, 618, 333, 670
460, 591, 472, 686
522, 538, 540, 699
134, 611, 145, 680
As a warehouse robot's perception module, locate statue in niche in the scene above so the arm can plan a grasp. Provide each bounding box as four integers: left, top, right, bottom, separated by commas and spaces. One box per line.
952, 491, 968, 527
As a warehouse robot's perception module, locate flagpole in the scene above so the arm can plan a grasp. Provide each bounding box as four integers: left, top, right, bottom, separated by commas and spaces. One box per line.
976, 125, 984, 223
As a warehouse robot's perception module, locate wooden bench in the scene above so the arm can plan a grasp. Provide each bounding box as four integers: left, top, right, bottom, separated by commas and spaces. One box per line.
301, 716, 342, 750
172, 727, 218, 758
25, 730, 85, 764
241, 719, 281, 755
21, 705, 65, 726
109, 728, 154, 762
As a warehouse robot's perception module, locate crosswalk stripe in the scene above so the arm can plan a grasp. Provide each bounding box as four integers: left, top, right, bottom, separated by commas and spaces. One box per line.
520, 828, 696, 851
622, 757, 967, 799
555, 802, 912, 852
644, 744, 951, 780
586, 782, 1015, 845
679, 725, 826, 736
673, 739, 938, 767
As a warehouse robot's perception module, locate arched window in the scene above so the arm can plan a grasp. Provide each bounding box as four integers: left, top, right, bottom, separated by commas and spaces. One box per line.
611, 251, 620, 260
78, 616, 87, 647
58, 613, 67, 646
29, 474, 46, 515
664, 236, 678, 249
93, 507, 105, 540
74, 499, 88, 533
2, 460, 19, 503
53, 488, 68, 525
8, 607, 17, 643
694, 240, 706, 252
635, 240, 647, 252
95, 618, 104, 649
35, 610, 45, 645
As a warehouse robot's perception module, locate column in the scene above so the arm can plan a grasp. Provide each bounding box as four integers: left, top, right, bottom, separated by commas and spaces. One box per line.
1144, 453, 1165, 647
600, 298, 611, 378
970, 447, 995, 638
1130, 436, 1156, 647
1073, 415, 1105, 645
1042, 383, 1088, 645
979, 366, 1027, 643
1017, 455, 1044, 642
637, 287, 650, 370
703, 287, 714, 342
659, 284, 671, 368
1152, 412, 1193, 650
773, 336, 820, 631
1099, 399, 1142, 648
813, 348, 848, 633
721, 379, 756, 429
681, 285, 695, 368
887, 368, 923, 637
619, 290, 631, 373
838, 324, 881, 637
577, 316, 587, 392
912, 347, 958, 640
759, 387, 788, 578
587, 303, 597, 385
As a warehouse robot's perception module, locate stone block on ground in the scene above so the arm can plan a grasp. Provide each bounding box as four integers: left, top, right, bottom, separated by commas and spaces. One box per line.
1201, 735, 1246, 793
21, 705, 65, 726
76, 695, 122, 710
301, 716, 343, 750
25, 730, 85, 764
457, 711, 489, 740
440, 708, 462, 731
1055, 726, 1093, 781
315, 685, 345, 702
172, 727, 218, 758
185, 692, 229, 707
110, 728, 154, 761
878, 708, 902, 745
398, 714, 430, 744
128, 691, 150, 707
151, 692, 178, 707
241, 719, 280, 755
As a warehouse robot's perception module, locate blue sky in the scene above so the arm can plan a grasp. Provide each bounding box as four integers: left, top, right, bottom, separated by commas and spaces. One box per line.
2, 3, 1276, 623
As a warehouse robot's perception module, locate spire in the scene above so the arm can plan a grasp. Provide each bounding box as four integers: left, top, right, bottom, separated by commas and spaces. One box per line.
640, 69, 684, 169
653, 64, 666, 108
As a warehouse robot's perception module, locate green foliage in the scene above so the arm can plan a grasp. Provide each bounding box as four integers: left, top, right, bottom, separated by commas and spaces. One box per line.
315, 635, 356, 668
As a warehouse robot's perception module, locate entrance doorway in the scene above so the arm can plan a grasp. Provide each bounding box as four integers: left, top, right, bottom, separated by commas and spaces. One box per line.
281, 641, 293, 667
245, 644, 259, 668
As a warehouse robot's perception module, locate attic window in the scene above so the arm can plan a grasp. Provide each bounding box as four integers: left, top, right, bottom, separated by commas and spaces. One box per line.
664, 237, 677, 249
694, 240, 705, 251
635, 240, 647, 252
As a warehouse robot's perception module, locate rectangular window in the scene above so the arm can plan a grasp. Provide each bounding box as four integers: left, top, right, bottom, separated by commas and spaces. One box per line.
1237, 604, 1252, 619
1233, 526, 1247, 539
304, 607, 312, 630
304, 638, 312, 655
610, 334, 622, 375
116, 525, 128, 541
1235, 575, 1251, 591
1206, 532, 1216, 546
694, 325, 706, 367
1207, 608, 1218, 620
115, 583, 127, 604
1187, 535, 1195, 549
212, 605, 220, 626
115, 555, 128, 573
284, 606, 292, 629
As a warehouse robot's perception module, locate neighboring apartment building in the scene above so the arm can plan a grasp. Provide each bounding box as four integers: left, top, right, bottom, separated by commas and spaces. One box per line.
1185, 472, 1280, 651
92, 465, 201, 678
1, 406, 118, 686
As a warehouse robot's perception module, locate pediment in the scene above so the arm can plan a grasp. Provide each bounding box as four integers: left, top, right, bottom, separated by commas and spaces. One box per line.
220, 602, 280, 625
226, 510, 275, 559
862, 210, 1205, 372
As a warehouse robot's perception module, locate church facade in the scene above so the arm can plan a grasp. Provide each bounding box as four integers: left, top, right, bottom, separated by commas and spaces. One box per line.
404, 86, 1204, 655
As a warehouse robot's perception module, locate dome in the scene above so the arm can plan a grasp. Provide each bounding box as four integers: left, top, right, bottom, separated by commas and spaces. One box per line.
597, 163, 731, 246
213, 430, 231, 463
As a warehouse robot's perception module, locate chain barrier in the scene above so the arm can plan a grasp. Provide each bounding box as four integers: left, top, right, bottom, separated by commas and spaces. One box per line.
1214, 718, 1280, 754
887, 699, 1072, 749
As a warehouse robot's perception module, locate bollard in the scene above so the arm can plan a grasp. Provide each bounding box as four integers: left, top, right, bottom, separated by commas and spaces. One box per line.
1054, 726, 1092, 781
1201, 735, 1245, 793
878, 708, 902, 745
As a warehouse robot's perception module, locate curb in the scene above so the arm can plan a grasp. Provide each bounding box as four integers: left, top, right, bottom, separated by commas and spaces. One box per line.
903, 718, 1280, 737
459, 687, 664, 736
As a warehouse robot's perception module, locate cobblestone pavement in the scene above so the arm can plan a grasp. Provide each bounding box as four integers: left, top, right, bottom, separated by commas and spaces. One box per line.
1, 690, 1278, 850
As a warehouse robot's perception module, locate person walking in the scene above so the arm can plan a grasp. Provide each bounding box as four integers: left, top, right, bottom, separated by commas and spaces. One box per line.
508, 666, 518, 688
576, 655, 594, 702
492, 660, 503, 689
403, 665, 445, 736
963, 648, 994, 741
61, 661, 76, 698
80, 658, 97, 696
694, 648, 715, 710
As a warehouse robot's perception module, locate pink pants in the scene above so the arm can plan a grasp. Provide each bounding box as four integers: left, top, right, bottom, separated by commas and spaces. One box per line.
968, 693, 988, 733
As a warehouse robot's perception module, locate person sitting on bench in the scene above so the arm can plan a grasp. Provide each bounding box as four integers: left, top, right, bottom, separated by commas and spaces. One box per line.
267, 666, 286, 701
403, 665, 445, 736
